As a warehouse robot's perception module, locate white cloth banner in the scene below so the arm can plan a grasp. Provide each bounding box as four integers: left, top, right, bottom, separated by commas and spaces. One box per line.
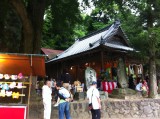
85, 67, 97, 89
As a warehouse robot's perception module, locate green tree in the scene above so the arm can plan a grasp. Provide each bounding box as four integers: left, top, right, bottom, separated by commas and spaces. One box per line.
1, 0, 47, 53
0, 0, 82, 52
82, 0, 160, 97
42, 0, 82, 50
135, 0, 160, 98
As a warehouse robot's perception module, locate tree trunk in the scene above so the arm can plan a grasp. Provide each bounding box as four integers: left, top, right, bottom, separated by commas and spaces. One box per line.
146, 0, 158, 98
147, 29, 158, 99
149, 57, 157, 98
27, 0, 46, 53
148, 34, 158, 98
10, 0, 47, 54
10, 0, 33, 53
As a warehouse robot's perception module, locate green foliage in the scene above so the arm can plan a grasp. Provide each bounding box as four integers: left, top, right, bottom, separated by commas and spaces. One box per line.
82, 0, 160, 61
73, 23, 87, 39
42, 7, 53, 48
42, 0, 82, 50
147, 28, 160, 56
0, 0, 8, 46
0, 0, 83, 52
4, 6, 22, 52
0, 3, 22, 53
1, 0, 160, 57
0, 0, 8, 27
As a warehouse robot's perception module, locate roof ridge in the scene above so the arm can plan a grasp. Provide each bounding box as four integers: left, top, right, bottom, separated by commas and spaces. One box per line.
89, 21, 121, 46
78, 24, 112, 41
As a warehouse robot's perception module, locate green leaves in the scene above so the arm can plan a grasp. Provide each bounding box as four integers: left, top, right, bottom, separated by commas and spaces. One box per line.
147, 28, 160, 56
42, 0, 82, 50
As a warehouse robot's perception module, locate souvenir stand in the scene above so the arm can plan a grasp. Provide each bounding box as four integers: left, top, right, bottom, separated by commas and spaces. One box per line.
0, 53, 45, 119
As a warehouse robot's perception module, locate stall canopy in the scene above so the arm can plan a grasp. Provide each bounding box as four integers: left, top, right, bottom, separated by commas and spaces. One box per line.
0, 53, 46, 77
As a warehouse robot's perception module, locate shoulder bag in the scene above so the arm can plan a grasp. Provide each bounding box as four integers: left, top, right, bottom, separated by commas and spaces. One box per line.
88, 89, 94, 110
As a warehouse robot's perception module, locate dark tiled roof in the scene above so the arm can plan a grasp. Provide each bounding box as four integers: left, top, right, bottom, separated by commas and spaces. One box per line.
46, 21, 134, 63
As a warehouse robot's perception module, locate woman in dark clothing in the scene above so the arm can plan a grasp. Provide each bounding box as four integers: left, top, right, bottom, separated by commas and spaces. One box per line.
128, 74, 135, 90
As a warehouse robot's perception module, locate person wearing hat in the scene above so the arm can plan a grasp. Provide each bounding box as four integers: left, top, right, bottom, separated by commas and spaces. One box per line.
87, 81, 101, 119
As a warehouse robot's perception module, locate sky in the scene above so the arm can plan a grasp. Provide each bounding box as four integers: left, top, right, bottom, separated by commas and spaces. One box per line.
78, 0, 95, 15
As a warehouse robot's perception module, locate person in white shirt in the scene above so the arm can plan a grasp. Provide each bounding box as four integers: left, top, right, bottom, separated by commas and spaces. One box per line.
87, 81, 101, 119
135, 80, 142, 91
42, 80, 52, 119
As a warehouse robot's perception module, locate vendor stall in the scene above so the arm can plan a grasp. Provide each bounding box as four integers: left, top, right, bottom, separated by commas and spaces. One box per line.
0, 53, 45, 119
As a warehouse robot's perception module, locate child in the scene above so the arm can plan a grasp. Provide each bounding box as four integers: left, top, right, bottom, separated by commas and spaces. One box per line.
141, 80, 149, 97
54, 82, 71, 107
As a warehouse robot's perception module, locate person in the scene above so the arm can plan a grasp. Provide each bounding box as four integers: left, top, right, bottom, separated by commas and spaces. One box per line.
54, 81, 71, 107
128, 74, 135, 90
81, 83, 84, 92
51, 78, 56, 90
35, 81, 40, 94
141, 80, 149, 97
56, 82, 72, 119
135, 80, 142, 92
97, 76, 101, 90
52, 80, 59, 105
42, 80, 52, 119
87, 81, 101, 119
60, 69, 72, 90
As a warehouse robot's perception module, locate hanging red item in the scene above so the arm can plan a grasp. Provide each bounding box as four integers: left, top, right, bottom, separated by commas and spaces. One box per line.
101, 82, 117, 93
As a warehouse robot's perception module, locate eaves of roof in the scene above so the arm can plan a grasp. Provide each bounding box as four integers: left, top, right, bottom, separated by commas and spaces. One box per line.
46, 46, 101, 64
46, 20, 134, 64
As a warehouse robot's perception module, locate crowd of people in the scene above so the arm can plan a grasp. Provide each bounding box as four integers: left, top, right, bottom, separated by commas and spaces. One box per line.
42, 70, 153, 119
42, 68, 101, 119
42, 68, 74, 119
42, 79, 72, 119
42, 70, 155, 118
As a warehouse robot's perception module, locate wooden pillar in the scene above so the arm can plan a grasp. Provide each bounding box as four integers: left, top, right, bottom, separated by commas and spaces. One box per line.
28, 75, 32, 119
61, 61, 64, 73
60, 61, 65, 75
75, 65, 78, 80
101, 50, 104, 71
28, 55, 33, 119
56, 63, 60, 79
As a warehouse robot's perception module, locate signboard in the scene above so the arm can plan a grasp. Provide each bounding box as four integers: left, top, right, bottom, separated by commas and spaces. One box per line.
0, 106, 27, 119
85, 67, 97, 89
